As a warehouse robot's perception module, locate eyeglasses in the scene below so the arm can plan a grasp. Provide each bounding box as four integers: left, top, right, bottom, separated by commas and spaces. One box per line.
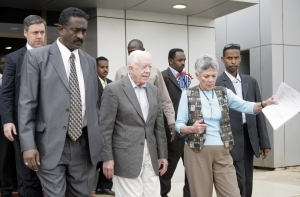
224, 43, 240, 50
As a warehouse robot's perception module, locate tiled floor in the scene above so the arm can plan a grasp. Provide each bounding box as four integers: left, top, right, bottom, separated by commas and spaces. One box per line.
93, 166, 300, 197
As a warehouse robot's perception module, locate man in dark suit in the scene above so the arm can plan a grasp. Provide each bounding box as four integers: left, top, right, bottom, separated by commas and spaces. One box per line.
216, 43, 271, 197
0, 15, 45, 197
95, 56, 114, 196
161, 48, 190, 197
18, 7, 104, 196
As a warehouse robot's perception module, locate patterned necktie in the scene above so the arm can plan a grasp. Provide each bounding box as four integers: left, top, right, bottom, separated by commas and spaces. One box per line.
68, 53, 82, 141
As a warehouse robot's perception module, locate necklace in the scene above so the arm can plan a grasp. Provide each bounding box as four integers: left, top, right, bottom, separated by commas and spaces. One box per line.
199, 86, 214, 119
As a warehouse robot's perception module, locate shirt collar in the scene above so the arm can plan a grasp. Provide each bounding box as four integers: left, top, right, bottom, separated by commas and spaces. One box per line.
26, 43, 33, 50
128, 73, 146, 88
99, 77, 106, 84
225, 70, 241, 82
169, 66, 179, 77
57, 38, 79, 60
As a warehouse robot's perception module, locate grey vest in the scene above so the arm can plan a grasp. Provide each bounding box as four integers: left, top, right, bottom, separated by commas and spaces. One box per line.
186, 86, 234, 153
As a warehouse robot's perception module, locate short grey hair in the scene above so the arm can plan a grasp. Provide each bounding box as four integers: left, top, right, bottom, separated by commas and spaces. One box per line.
24, 15, 46, 31
127, 50, 152, 67
194, 54, 219, 75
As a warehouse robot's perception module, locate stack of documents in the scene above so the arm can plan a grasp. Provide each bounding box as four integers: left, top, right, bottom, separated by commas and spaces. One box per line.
262, 82, 300, 130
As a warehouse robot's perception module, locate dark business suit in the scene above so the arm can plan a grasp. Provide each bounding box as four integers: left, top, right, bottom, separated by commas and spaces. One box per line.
96, 77, 113, 190
160, 68, 190, 197
0, 46, 43, 197
216, 72, 271, 197
0, 81, 15, 197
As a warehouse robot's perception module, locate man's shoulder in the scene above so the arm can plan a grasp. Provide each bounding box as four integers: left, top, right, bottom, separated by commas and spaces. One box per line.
240, 74, 257, 83
79, 49, 94, 62
107, 78, 113, 83
6, 46, 26, 58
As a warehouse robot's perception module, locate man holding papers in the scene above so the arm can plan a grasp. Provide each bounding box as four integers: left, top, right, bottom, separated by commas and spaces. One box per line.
216, 43, 271, 197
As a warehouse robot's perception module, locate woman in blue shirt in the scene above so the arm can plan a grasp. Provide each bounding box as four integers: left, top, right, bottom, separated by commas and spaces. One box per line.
175, 54, 277, 197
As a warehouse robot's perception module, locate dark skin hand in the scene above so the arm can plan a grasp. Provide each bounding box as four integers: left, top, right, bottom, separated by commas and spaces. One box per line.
23, 149, 40, 172
169, 124, 176, 142
260, 148, 270, 159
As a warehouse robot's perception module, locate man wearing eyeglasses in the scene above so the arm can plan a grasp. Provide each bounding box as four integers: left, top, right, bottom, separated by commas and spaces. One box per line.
216, 43, 271, 197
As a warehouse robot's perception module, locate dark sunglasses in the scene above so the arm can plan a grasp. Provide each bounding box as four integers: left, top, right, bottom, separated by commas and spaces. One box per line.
224, 43, 240, 50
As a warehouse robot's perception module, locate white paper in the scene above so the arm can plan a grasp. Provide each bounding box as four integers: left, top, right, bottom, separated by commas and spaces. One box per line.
262, 82, 300, 130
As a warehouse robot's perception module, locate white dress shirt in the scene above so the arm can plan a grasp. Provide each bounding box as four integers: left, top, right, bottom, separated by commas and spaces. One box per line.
26, 43, 33, 50
99, 77, 107, 88
128, 73, 149, 122
225, 70, 246, 124
57, 38, 87, 127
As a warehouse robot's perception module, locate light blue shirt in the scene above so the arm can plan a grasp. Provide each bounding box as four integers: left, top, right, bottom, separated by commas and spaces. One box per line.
175, 88, 256, 146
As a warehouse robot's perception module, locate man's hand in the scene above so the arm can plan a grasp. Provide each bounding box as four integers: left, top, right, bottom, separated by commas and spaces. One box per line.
191, 119, 207, 134
3, 123, 17, 141
23, 149, 40, 172
260, 148, 270, 159
103, 160, 114, 179
158, 158, 168, 176
169, 124, 176, 142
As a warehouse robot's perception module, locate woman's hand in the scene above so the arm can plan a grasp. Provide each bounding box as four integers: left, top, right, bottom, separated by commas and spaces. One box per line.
263, 95, 278, 107
191, 119, 207, 134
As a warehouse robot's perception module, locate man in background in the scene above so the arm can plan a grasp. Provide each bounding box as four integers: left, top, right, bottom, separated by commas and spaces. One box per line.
216, 43, 271, 197
95, 56, 114, 196
0, 16, 45, 197
115, 39, 176, 142
160, 48, 190, 197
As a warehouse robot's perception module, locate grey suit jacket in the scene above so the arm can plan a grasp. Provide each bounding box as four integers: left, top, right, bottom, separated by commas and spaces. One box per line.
100, 75, 168, 178
216, 72, 271, 161
18, 42, 104, 170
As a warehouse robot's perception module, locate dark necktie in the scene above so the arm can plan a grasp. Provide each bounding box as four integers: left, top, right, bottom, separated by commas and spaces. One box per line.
68, 53, 82, 141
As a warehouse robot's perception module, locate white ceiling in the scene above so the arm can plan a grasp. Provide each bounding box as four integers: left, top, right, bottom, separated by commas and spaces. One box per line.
1, 0, 258, 19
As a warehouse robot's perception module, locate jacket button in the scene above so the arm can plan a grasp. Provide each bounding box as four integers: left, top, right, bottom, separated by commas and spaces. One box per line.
66, 109, 69, 112
141, 142, 144, 145
68, 91, 70, 94
63, 126, 67, 130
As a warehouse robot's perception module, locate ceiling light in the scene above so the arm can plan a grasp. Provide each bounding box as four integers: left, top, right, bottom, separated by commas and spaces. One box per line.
53, 23, 59, 26
10, 27, 18, 30
173, 4, 186, 9
5, 47, 12, 50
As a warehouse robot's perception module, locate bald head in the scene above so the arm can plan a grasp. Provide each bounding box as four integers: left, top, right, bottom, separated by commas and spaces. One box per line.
127, 39, 145, 55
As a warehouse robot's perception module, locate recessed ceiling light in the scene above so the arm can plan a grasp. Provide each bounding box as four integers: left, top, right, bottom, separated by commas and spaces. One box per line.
5, 47, 12, 50
173, 4, 186, 9
10, 27, 18, 30
53, 23, 59, 26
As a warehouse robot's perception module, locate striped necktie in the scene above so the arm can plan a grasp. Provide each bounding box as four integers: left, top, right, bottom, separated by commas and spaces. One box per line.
68, 53, 82, 141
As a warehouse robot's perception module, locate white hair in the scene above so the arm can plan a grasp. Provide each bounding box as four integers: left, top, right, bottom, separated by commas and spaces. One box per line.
127, 50, 152, 68
194, 54, 219, 75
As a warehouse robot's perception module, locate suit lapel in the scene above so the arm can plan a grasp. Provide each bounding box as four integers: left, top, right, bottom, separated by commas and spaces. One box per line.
240, 74, 248, 99
49, 42, 69, 90
98, 79, 103, 94
167, 68, 181, 91
18, 46, 27, 67
79, 50, 89, 92
145, 85, 154, 123
220, 72, 236, 94
123, 75, 144, 121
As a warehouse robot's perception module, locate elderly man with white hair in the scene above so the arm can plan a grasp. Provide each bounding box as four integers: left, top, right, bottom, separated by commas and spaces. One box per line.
100, 50, 168, 197
175, 54, 277, 197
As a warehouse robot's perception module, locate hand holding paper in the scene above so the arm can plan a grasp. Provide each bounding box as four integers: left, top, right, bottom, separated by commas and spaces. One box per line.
262, 83, 300, 130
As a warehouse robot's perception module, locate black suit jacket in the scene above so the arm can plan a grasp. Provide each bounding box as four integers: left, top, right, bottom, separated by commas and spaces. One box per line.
98, 77, 112, 109
0, 46, 27, 131
161, 68, 182, 141
216, 72, 271, 161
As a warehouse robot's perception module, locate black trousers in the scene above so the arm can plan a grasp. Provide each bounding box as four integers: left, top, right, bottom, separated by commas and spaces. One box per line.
0, 132, 14, 197
96, 161, 113, 189
159, 135, 190, 197
233, 125, 254, 197
13, 134, 43, 197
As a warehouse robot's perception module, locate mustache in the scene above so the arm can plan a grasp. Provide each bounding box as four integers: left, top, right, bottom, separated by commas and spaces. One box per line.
73, 38, 83, 43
